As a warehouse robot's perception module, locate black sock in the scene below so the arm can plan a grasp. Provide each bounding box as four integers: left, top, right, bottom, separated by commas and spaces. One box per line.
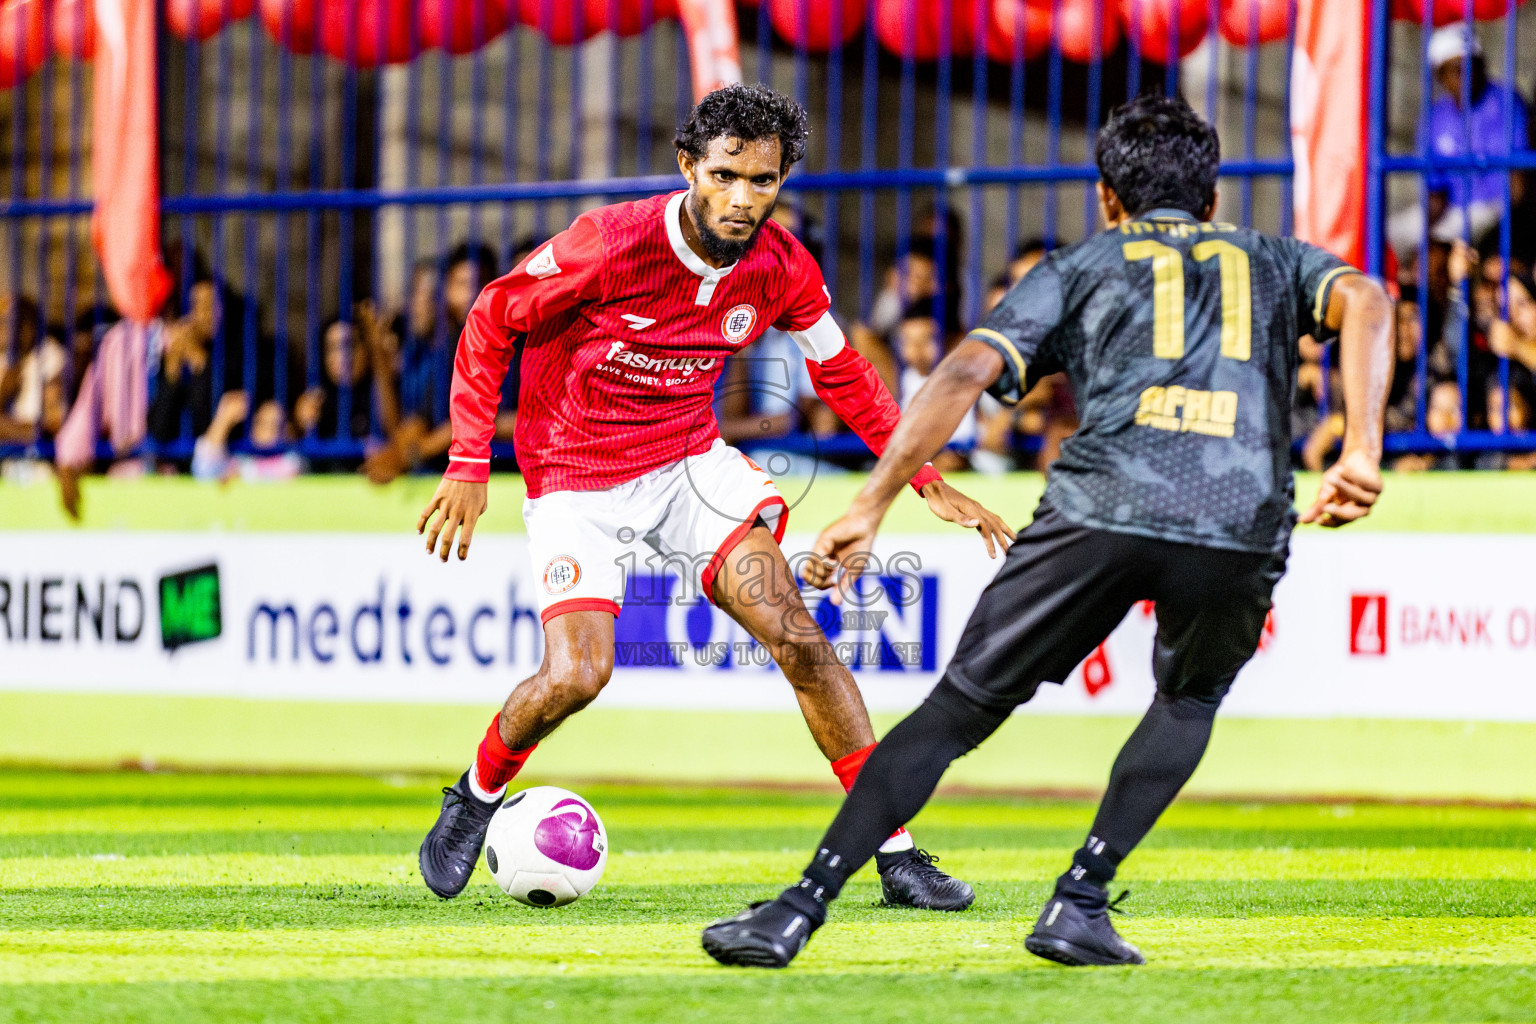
780, 866, 834, 926
1063, 837, 1122, 890
791, 681, 1008, 906
1085, 690, 1222, 864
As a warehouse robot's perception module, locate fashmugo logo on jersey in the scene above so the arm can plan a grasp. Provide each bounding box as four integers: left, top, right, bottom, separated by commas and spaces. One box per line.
601, 341, 716, 376
721, 304, 757, 343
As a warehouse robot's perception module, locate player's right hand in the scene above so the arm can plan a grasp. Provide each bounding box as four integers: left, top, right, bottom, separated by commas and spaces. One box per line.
418, 478, 489, 562
802, 507, 883, 606
1300, 448, 1382, 529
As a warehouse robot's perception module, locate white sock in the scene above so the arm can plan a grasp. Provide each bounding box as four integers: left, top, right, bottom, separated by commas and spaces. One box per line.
465, 763, 506, 804
878, 828, 915, 854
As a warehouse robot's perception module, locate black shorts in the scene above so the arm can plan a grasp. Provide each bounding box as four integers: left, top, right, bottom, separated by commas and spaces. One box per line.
941, 507, 1288, 711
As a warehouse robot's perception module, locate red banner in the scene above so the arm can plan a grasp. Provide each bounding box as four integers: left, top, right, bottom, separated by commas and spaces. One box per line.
676, 0, 742, 101
1289, 0, 1370, 269
92, 0, 172, 324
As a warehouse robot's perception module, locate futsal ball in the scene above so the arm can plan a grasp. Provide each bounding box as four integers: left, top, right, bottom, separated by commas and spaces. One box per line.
483, 786, 608, 907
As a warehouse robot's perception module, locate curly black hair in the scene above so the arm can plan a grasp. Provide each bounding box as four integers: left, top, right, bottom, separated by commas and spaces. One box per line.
1095, 95, 1221, 217
674, 83, 810, 171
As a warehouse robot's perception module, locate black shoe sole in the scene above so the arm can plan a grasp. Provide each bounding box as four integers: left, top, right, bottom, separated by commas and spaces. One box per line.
701, 931, 792, 969
880, 892, 975, 912
879, 870, 977, 912
1025, 933, 1144, 967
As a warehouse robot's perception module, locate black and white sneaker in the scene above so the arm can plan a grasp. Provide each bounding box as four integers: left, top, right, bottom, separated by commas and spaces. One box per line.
418, 771, 502, 899
1024, 879, 1145, 966
701, 898, 822, 969
876, 848, 975, 911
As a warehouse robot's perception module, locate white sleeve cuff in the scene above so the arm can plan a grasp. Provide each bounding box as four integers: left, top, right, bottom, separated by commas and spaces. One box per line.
788, 311, 846, 363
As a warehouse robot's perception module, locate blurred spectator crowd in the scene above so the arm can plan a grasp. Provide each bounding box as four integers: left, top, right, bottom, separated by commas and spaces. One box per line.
1305, 23, 1536, 472
2, 236, 526, 517
3, 23, 1534, 514
0, 202, 1094, 519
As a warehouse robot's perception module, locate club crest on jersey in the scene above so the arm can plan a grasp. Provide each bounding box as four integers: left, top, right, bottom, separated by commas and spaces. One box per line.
525, 244, 561, 280
543, 556, 582, 595
721, 304, 758, 344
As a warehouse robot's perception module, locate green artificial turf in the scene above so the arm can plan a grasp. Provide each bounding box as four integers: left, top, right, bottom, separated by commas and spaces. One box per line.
2, 771, 1535, 1023
11, 694, 1536, 801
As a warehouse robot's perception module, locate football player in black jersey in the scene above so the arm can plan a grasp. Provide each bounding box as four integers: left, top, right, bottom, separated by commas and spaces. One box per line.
702, 94, 1393, 970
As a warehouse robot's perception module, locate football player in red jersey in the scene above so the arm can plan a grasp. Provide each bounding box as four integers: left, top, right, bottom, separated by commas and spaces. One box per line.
415, 84, 1013, 908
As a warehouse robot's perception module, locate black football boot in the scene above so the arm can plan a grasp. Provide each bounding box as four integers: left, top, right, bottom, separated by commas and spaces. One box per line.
418, 771, 502, 898
876, 848, 976, 911
1025, 876, 1145, 966
702, 884, 827, 969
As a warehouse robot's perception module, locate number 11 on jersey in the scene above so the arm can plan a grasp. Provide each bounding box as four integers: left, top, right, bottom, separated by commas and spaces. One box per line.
1124, 238, 1252, 363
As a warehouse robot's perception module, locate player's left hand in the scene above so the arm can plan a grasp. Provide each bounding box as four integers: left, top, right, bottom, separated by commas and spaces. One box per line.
1301, 448, 1382, 529
418, 477, 489, 561
920, 480, 1015, 557
802, 506, 883, 606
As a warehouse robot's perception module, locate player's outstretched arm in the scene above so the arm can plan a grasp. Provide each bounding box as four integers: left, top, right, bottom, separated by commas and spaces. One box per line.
1301, 273, 1393, 529
804, 340, 1008, 599
418, 478, 488, 562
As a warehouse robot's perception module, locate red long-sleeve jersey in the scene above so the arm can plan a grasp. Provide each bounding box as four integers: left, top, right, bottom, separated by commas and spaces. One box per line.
446, 191, 939, 497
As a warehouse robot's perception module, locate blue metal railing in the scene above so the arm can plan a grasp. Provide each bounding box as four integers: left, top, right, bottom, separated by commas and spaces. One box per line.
1366, 0, 1535, 459
2, 1, 1529, 471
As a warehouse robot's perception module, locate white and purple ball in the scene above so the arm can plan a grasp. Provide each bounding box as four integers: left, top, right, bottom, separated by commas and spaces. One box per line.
483, 786, 608, 907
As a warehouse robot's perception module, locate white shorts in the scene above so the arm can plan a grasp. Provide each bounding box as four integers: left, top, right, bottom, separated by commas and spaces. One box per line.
523, 439, 789, 624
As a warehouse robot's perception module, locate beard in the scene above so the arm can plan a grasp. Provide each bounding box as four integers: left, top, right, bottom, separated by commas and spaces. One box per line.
689, 190, 775, 265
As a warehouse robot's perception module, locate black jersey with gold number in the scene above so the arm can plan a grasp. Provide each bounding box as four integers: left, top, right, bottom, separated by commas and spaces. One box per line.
970, 208, 1358, 555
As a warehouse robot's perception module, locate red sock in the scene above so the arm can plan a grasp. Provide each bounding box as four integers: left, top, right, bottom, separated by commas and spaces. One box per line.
831, 743, 875, 791
473, 714, 536, 795
830, 742, 912, 850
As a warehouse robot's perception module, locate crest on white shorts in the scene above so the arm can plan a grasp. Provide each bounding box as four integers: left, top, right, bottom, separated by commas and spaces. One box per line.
721, 304, 758, 343
543, 555, 582, 595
